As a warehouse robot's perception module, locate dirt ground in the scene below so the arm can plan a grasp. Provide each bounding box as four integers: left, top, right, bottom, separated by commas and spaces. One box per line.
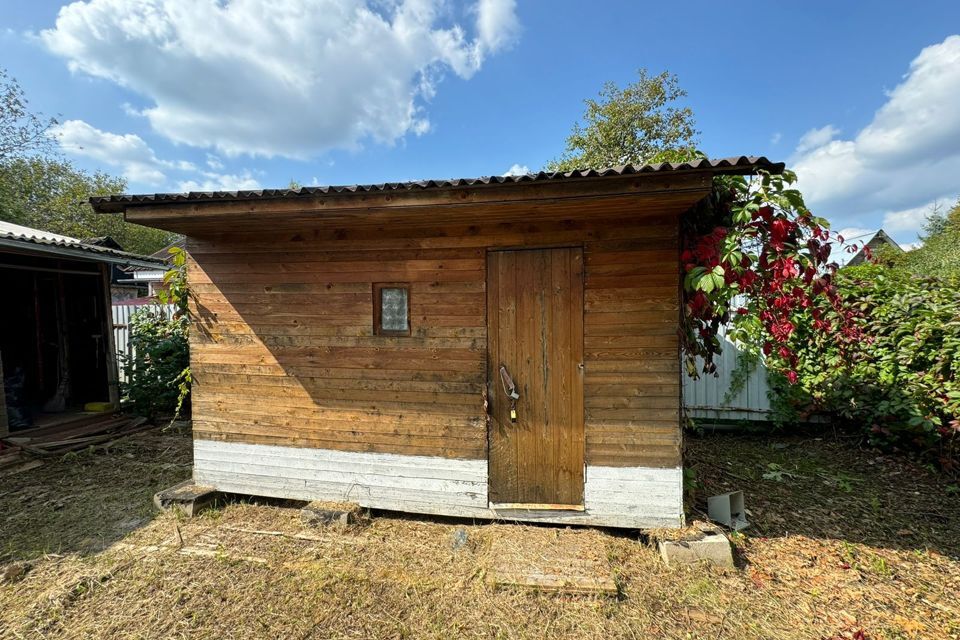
1, 425, 958, 639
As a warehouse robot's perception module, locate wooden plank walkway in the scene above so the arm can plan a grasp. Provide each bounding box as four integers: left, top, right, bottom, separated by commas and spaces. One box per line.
486, 528, 618, 596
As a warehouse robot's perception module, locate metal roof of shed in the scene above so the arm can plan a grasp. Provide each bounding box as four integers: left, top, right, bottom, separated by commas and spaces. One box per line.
0, 221, 167, 269
89, 156, 784, 213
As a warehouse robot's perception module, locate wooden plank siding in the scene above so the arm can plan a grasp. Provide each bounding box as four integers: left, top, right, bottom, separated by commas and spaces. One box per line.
187, 204, 685, 470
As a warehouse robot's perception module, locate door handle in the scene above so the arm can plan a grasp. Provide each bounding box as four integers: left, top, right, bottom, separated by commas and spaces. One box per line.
499, 365, 519, 423
499, 365, 520, 400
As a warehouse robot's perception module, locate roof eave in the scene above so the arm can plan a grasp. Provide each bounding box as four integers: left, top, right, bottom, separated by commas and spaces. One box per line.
89, 157, 785, 214
0, 236, 168, 270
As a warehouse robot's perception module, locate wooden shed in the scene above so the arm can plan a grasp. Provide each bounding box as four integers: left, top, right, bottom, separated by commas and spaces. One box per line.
0, 222, 164, 434
91, 157, 780, 528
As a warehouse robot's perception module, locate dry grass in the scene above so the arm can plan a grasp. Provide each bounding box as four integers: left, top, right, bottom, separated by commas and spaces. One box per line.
1, 427, 958, 639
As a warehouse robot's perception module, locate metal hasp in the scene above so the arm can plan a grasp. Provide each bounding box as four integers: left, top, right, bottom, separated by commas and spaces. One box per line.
499, 364, 519, 423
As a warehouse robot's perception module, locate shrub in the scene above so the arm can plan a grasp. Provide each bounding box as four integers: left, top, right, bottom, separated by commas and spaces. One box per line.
779, 263, 960, 469
122, 308, 190, 420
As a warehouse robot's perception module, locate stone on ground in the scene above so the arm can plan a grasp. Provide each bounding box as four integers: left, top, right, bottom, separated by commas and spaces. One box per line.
300, 501, 358, 526
657, 525, 734, 568
153, 479, 219, 517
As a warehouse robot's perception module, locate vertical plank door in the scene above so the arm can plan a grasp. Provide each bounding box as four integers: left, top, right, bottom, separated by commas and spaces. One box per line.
487, 247, 584, 508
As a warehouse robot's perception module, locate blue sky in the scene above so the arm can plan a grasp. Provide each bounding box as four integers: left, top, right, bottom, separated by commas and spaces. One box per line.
2, 1, 959, 243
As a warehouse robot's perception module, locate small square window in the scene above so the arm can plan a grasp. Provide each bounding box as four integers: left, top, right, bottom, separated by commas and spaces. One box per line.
374, 283, 410, 336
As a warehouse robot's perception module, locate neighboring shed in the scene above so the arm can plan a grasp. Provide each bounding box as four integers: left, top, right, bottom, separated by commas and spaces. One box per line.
118, 237, 186, 299
0, 222, 164, 433
91, 157, 782, 528
83, 235, 147, 301
845, 229, 903, 266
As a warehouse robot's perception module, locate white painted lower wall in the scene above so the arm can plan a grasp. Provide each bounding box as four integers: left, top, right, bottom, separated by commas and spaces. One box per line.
193, 439, 684, 529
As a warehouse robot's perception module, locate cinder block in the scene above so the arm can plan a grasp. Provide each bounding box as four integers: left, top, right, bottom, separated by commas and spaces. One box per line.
153, 480, 220, 517
658, 529, 734, 568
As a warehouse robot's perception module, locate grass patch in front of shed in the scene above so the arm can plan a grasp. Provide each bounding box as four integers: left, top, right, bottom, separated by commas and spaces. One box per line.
1, 426, 958, 639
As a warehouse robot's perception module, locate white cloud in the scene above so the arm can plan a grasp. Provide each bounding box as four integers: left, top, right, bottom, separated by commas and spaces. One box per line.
41, 0, 519, 159
53, 119, 193, 185
770, 132, 782, 145
795, 125, 840, 154
792, 35, 960, 240
474, 0, 520, 54
881, 200, 940, 234
205, 154, 224, 171
502, 163, 529, 176
177, 171, 261, 192
55, 118, 259, 192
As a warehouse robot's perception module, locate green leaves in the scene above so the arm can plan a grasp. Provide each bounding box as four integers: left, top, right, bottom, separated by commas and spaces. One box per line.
544, 69, 700, 171
122, 310, 190, 420
780, 262, 960, 468
684, 264, 726, 293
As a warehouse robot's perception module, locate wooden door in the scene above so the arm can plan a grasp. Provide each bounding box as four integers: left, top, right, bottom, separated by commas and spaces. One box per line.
487, 247, 585, 508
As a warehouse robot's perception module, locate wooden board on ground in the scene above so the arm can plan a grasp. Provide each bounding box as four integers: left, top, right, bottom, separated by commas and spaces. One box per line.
486, 528, 618, 596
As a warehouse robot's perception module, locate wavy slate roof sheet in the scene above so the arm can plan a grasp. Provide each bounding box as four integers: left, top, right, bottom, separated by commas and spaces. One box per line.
0, 221, 166, 269
89, 156, 783, 212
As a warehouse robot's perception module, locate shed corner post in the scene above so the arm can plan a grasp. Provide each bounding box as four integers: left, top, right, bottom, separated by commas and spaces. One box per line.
100, 263, 121, 409
0, 347, 7, 437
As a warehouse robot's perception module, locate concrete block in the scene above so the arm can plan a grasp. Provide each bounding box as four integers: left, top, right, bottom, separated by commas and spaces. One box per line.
153, 479, 220, 517
300, 501, 356, 526
708, 491, 749, 530
658, 528, 734, 568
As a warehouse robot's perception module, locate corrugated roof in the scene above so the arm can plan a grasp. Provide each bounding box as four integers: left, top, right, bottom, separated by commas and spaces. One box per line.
0, 221, 82, 244
90, 156, 783, 212
0, 221, 167, 269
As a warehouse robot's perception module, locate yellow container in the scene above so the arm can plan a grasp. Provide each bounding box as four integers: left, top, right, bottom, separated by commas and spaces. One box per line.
84, 401, 115, 413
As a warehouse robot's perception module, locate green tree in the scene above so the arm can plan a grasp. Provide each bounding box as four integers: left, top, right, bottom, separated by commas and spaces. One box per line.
0, 156, 174, 254
0, 68, 174, 255
0, 68, 56, 162
546, 69, 699, 171
899, 198, 960, 279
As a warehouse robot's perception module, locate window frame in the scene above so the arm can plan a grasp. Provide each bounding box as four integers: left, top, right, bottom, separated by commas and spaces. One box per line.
373, 282, 412, 337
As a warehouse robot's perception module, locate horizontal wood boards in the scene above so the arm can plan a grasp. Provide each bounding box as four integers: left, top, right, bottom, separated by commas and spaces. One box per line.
188, 200, 687, 468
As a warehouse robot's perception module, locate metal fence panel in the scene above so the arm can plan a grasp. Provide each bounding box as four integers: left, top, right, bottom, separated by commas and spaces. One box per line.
682, 334, 772, 422
112, 303, 177, 384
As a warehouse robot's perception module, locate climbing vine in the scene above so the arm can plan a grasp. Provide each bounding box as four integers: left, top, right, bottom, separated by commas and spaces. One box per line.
680, 169, 865, 382
134, 245, 191, 421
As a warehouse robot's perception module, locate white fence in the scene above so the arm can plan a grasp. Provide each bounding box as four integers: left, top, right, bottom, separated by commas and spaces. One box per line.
682, 334, 772, 422
112, 303, 177, 383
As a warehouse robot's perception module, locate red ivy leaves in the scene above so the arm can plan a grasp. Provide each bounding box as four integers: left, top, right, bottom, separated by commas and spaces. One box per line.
681, 170, 864, 382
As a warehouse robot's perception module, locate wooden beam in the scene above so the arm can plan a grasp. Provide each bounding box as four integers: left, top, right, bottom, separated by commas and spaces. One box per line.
123, 175, 712, 233
100, 263, 121, 408
0, 348, 7, 438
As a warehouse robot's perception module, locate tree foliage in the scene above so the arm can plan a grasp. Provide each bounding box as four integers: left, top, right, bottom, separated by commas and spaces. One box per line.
122, 308, 190, 420
775, 264, 960, 469
546, 69, 699, 171
0, 68, 56, 162
0, 68, 173, 255
895, 198, 960, 279
681, 170, 858, 380
0, 156, 174, 254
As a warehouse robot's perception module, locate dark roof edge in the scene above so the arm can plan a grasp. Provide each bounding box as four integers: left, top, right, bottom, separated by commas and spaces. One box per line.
0, 235, 167, 269
90, 156, 783, 213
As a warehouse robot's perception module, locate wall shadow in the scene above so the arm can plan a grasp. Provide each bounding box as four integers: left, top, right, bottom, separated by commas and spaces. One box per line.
0, 425, 193, 561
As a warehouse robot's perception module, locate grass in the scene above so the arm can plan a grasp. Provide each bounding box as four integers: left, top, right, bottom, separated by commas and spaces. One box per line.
0, 427, 958, 639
